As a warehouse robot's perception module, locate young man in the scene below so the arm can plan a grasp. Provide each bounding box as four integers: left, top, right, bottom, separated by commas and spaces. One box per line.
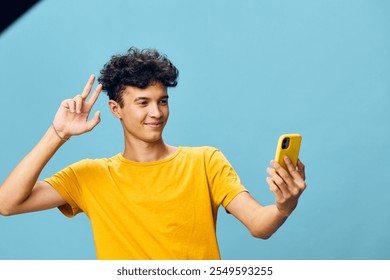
0, 48, 306, 259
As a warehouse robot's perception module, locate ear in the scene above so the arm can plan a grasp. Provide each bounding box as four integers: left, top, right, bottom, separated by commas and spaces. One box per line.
108, 100, 121, 119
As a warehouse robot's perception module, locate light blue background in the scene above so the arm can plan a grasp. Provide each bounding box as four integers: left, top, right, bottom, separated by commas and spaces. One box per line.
0, 0, 389, 260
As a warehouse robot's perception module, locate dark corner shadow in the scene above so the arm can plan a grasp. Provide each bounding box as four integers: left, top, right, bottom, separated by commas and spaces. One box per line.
0, 0, 42, 35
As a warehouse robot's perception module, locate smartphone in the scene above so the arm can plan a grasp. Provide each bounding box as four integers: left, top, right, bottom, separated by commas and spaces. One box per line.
274, 134, 302, 169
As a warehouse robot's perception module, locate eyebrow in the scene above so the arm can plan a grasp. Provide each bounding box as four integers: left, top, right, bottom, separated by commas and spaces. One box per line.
133, 95, 169, 102
134, 97, 149, 102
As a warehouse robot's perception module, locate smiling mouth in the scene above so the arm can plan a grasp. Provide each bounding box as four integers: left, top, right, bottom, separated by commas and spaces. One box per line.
144, 122, 163, 127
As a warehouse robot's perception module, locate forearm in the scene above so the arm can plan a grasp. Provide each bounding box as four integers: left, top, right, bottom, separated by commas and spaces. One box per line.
0, 126, 64, 213
226, 192, 290, 240
248, 204, 289, 239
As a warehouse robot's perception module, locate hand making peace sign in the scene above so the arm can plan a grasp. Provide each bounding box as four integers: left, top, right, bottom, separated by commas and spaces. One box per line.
52, 75, 102, 140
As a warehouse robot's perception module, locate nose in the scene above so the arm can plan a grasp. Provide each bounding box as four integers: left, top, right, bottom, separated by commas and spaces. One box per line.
148, 103, 162, 118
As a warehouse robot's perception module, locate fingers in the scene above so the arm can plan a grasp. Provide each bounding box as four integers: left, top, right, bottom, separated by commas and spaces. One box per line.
267, 158, 306, 195
63, 99, 76, 113
297, 159, 306, 180
64, 94, 85, 114
266, 176, 283, 199
81, 74, 102, 105
62, 95, 85, 114
282, 156, 306, 183
271, 159, 292, 188
70, 76, 102, 113
266, 164, 290, 195
86, 111, 101, 131
284, 156, 297, 173
74, 95, 84, 113
81, 74, 96, 99
87, 84, 102, 107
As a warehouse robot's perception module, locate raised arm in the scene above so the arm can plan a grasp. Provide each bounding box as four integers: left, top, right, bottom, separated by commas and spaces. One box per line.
226, 157, 306, 239
0, 75, 102, 216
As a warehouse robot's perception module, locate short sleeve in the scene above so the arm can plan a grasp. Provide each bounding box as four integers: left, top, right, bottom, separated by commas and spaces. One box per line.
205, 148, 247, 208
44, 161, 87, 217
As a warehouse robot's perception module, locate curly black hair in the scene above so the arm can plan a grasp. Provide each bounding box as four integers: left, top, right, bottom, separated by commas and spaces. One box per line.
98, 47, 179, 106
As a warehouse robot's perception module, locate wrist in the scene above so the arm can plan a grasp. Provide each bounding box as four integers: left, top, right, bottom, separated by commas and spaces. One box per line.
275, 204, 294, 219
51, 123, 70, 142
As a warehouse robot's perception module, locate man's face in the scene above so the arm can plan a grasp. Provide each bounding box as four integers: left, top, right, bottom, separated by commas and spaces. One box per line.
110, 83, 169, 144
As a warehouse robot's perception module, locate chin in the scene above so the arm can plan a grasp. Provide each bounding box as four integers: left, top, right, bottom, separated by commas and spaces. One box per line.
143, 135, 163, 144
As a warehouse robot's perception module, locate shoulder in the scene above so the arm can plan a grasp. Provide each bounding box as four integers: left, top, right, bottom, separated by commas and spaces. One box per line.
178, 146, 229, 165
66, 154, 120, 172
179, 146, 221, 157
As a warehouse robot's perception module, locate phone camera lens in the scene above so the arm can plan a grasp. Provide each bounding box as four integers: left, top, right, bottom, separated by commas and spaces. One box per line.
282, 137, 290, 149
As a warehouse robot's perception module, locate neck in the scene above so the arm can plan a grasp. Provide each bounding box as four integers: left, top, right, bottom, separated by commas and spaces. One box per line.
122, 138, 176, 162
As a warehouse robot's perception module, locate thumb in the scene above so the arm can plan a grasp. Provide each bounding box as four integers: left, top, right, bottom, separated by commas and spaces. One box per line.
86, 111, 101, 131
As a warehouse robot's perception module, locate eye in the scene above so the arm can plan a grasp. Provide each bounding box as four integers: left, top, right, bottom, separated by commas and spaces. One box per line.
159, 98, 169, 105
137, 101, 148, 107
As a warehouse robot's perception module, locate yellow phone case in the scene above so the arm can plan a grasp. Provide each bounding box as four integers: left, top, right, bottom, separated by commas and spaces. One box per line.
274, 134, 302, 169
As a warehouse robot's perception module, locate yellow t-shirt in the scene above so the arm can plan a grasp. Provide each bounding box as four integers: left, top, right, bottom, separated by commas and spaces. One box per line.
44, 146, 247, 260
